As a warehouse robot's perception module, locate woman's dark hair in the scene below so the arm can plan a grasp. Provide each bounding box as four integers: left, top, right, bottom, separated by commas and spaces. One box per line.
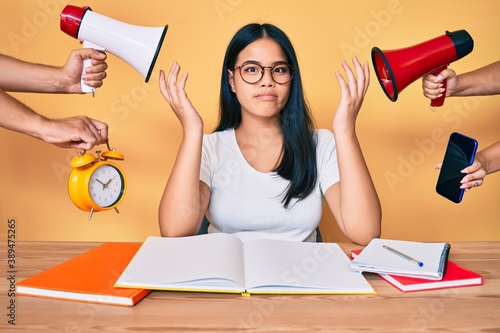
216, 23, 317, 208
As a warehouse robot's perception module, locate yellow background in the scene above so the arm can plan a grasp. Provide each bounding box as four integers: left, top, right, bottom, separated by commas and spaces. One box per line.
1, 0, 499, 243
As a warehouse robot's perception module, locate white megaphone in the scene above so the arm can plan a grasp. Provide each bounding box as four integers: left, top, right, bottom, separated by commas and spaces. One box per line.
60, 5, 167, 95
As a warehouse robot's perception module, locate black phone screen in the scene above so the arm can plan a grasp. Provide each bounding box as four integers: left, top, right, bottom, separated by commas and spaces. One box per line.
436, 132, 478, 203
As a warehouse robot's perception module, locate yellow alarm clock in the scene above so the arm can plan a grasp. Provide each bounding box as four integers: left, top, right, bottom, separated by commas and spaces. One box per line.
68, 144, 126, 220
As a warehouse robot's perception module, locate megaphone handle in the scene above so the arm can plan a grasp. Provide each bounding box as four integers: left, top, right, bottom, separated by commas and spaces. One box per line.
81, 41, 105, 96
430, 65, 448, 108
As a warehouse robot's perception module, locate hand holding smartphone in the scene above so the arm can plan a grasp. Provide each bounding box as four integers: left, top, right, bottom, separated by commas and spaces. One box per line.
436, 132, 478, 203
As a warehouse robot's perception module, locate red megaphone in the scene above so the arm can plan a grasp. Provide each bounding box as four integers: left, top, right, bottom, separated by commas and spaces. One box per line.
372, 30, 474, 108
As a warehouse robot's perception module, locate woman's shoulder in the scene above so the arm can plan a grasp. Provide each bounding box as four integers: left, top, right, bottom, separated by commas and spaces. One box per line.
314, 128, 336, 156
203, 128, 235, 147
204, 128, 234, 138
315, 128, 334, 142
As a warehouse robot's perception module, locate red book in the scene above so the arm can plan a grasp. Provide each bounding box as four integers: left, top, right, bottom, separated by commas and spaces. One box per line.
351, 249, 483, 292
16, 243, 151, 306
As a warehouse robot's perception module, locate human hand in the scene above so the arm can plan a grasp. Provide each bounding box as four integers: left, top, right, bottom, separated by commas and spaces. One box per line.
422, 68, 458, 100
159, 62, 203, 130
434, 159, 487, 191
332, 57, 369, 133
40, 116, 109, 150
460, 158, 487, 191
61, 49, 108, 94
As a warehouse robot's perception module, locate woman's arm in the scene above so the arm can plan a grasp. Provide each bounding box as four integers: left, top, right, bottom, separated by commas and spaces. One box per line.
325, 57, 382, 246
158, 62, 209, 236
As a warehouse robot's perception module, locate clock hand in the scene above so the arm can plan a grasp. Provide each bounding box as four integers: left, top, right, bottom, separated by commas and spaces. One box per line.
96, 179, 106, 190
104, 176, 115, 187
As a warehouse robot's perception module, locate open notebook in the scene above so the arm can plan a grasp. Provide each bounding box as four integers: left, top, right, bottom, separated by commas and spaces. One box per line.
350, 238, 450, 280
351, 249, 483, 292
115, 234, 375, 295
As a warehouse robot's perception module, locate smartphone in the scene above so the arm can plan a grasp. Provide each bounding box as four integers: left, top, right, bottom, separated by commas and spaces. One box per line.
436, 132, 478, 203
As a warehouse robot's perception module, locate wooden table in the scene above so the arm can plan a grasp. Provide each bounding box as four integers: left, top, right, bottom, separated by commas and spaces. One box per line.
1, 241, 499, 332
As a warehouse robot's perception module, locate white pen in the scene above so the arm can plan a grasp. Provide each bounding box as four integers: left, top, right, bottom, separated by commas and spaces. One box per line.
383, 245, 424, 267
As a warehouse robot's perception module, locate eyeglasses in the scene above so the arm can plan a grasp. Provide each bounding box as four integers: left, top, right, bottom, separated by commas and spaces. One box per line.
233, 61, 294, 85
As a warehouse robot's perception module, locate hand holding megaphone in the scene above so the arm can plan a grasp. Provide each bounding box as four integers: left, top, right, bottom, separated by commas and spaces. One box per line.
422, 67, 462, 104
427, 65, 448, 108
60, 5, 167, 96
80, 40, 105, 94
371, 30, 474, 109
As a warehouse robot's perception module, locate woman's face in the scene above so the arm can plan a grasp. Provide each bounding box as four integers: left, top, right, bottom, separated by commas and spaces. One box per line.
228, 37, 292, 122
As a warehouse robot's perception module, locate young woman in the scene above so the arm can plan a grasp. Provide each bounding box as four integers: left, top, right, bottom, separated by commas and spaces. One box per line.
158, 23, 381, 245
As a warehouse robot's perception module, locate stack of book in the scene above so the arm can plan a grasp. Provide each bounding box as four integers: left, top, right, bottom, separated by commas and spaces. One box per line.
350, 238, 483, 292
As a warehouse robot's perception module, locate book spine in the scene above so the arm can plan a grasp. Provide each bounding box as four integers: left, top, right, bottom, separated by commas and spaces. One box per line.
438, 243, 451, 278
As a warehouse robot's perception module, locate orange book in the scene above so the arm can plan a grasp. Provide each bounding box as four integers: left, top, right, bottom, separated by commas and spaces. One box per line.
352, 249, 483, 292
16, 242, 150, 306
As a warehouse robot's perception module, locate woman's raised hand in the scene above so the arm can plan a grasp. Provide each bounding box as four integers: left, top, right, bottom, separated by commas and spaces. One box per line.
159, 61, 203, 130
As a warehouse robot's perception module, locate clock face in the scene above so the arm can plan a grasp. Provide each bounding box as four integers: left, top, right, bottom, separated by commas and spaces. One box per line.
89, 164, 125, 208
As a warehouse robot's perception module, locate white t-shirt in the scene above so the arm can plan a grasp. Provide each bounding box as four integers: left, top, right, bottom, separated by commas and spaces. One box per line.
200, 128, 339, 242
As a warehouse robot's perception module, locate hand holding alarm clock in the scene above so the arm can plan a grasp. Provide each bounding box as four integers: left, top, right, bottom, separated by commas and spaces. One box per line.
68, 141, 126, 220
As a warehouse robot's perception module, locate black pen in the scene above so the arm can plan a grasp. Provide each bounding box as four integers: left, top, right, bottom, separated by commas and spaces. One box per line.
383, 245, 424, 267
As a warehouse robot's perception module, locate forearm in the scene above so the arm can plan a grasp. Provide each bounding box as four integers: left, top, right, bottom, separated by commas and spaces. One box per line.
476, 140, 500, 175
334, 130, 382, 245
452, 61, 500, 96
0, 54, 67, 93
0, 89, 49, 139
159, 128, 205, 236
